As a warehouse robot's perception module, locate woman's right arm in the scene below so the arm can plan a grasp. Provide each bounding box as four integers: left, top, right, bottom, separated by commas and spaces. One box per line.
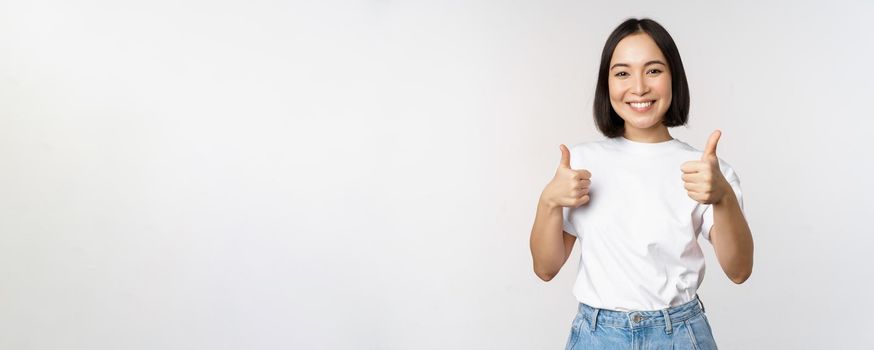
529, 145, 591, 282
530, 200, 577, 281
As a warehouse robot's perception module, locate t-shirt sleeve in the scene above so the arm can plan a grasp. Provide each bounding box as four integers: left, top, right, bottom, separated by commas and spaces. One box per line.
562, 206, 578, 237
699, 163, 744, 242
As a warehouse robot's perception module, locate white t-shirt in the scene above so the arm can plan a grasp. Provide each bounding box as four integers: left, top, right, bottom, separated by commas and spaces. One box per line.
562, 136, 744, 311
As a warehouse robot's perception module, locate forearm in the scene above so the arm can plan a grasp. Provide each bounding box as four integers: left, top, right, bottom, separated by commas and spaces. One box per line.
529, 198, 566, 280
711, 188, 754, 283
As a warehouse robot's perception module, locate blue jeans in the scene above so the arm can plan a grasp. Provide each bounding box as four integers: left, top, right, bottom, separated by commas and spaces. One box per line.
565, 295, 717, 350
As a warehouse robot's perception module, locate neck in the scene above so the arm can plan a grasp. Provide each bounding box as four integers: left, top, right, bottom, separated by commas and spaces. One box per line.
622, 123, 672, 143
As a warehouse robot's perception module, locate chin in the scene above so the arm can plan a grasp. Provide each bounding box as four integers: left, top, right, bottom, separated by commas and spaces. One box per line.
620, 114, 663, 130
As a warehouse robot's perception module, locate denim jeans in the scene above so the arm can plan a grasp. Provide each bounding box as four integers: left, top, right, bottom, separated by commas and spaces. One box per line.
564, 295, 717, 350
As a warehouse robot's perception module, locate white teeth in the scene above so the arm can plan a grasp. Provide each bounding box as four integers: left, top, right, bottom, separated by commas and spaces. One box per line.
630, 101, 653, 109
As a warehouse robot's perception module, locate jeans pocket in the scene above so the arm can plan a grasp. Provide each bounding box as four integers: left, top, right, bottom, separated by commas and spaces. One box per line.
684, 313, 718, 350
702, 313, 713, 330
564, 314, 584, 350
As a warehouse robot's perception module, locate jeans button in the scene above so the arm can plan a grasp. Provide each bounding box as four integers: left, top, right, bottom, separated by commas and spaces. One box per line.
632, 314, 642, 323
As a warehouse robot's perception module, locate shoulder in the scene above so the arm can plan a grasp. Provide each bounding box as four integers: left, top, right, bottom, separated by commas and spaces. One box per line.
563, 138, 618, 170
567, 138, 617, 156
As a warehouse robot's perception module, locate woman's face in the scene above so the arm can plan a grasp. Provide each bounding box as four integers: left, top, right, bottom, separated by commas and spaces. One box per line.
608, 33, 672, 134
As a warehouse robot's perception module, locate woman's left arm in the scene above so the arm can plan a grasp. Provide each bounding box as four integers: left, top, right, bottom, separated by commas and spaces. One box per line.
710, 184, 754, 284
681, 130, 754, 284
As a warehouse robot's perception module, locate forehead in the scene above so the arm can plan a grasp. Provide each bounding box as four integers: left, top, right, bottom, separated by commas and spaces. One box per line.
610, 33, 666, 65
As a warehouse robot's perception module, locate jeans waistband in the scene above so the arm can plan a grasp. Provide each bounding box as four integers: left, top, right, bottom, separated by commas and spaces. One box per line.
577, 295, 705, 331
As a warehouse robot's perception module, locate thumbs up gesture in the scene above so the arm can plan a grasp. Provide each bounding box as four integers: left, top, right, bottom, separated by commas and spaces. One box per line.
681, 130, 731, 205
541, 144, 592, 208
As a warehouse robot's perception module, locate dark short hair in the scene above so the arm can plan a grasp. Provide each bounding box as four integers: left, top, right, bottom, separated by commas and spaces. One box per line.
593, 18, 690, 138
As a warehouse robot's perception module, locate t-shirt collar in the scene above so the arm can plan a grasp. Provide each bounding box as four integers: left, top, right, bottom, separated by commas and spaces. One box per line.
613, 135, 682, 154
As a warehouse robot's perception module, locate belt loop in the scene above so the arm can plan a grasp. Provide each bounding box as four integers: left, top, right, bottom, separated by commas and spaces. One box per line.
698, 295, 706, 313
661, 309, 672, 335
590, 308, 600, 333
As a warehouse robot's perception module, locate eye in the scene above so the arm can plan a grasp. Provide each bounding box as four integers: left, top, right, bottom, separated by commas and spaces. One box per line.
647, 69, 663, 75
614, 71, 629, 78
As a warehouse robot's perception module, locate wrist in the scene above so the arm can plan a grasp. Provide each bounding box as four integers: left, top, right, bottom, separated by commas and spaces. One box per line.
714, 181, 736, 206
538, 195, 560, 211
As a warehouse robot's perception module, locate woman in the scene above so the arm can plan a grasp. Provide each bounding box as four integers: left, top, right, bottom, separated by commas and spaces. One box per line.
529, 18, 754, 349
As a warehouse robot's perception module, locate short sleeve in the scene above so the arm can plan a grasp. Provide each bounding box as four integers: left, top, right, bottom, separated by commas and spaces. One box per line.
562, 206, 578, 237
699, 163, 744, 242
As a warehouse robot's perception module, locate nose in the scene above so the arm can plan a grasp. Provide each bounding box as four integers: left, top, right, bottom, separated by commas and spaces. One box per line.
631, 75, 649, 96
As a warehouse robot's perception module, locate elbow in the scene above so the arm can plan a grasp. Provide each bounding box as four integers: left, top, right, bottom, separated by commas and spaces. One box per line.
729, 269, 752, 284
726, 252, 754, 284
534, 267, 557, 282
536, 271, 556, 282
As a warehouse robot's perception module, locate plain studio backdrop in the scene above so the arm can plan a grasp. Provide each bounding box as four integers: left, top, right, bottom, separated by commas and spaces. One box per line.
1, 0, 872, 349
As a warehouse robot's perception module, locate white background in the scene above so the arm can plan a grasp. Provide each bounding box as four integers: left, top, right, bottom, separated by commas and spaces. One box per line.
1, 1, 872, 349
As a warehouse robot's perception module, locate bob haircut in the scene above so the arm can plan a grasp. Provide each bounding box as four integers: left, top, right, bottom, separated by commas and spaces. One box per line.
593, 18, 690, 138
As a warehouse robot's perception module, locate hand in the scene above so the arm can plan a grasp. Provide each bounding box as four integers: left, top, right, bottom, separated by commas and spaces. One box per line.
541, 144, 592, 209
681, 130, 731, 205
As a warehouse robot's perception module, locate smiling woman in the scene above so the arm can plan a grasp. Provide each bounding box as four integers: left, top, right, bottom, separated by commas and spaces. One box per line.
608, 34, 673, 140
594, 19, 690, 141
530, 18, 753, 350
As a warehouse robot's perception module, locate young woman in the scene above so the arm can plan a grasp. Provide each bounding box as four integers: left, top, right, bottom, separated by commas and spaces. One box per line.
529, 18, 754, 349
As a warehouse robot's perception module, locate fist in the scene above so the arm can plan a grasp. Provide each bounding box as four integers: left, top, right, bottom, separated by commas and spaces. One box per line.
541, 144, 592, 208
681, 130, 731, 205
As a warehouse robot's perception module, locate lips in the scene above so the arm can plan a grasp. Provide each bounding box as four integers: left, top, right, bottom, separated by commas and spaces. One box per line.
627, 100, 655, 112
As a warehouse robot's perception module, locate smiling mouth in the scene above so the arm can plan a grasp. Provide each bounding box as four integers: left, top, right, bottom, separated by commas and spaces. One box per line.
627, 100, 655, 112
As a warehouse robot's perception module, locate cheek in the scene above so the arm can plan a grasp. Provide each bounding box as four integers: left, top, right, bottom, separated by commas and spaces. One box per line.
608, 80, 625, 102
656, 76, 672, 101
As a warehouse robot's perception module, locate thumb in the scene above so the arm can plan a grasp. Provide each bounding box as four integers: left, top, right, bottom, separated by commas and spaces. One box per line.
559, 144, 571, 169
702, 130, 721, 160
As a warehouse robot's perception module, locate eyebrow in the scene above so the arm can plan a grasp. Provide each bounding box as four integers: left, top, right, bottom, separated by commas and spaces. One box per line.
610, 60, 667, 70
